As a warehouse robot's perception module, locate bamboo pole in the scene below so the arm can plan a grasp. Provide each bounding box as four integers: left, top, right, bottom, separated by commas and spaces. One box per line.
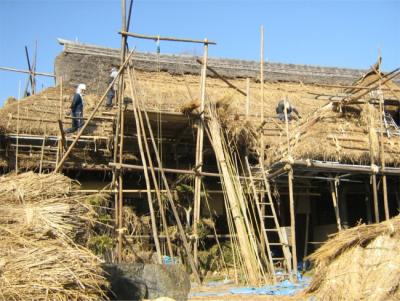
246, 78, 250, 120
0, 66, 55, 77
260, 25, 265, 161
15, 98, 20, 174
288, 168, 297, 282
193, 40, 208, 266
378, 83, 390, 220
126, 67, 163, 263
130, 67, 201, 283
196, 58, 246, 96
119, 30, 216, 45
53, 50, 134, 173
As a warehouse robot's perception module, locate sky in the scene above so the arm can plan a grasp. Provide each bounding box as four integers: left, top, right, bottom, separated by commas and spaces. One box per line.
0, 0, 399, 105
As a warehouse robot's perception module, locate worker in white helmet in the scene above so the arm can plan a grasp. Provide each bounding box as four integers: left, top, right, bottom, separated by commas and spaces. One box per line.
105, 66, 118, 108
66, 83, 86, 133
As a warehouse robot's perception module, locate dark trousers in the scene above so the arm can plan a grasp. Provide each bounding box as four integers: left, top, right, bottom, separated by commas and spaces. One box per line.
65, 110, 83, 133
106, 89, 115, 106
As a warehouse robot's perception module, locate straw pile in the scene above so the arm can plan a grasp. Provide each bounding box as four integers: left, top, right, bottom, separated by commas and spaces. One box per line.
0, 172, 109, 301
305, 215, 400, 301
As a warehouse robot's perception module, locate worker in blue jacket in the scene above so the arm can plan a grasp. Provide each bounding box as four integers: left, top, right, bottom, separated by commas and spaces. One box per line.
66, 83, 86, 133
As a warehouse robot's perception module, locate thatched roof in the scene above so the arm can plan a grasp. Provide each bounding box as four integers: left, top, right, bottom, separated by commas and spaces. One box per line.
1, 59, 399, 169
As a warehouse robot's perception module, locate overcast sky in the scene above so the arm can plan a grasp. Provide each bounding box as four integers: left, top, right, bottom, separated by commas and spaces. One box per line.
0, 0, 399, 104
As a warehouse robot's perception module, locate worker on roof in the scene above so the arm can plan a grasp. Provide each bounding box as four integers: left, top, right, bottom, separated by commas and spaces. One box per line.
275, 99, 301, 121
105, 67, 119, 108
66, 83, 86, 134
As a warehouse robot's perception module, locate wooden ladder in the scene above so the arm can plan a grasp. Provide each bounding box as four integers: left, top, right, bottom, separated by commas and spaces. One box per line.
245, 158, 293, 283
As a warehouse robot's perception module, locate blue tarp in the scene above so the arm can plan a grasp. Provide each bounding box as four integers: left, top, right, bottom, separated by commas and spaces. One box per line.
189, 276, 311, 298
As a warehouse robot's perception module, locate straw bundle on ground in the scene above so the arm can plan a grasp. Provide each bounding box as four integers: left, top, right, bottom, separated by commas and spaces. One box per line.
305, 215, 400, 301
0, 172, 109, 301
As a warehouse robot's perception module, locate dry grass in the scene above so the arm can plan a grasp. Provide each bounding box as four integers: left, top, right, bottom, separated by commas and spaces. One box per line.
0, 172, 109, 301
305, 215, 400, 301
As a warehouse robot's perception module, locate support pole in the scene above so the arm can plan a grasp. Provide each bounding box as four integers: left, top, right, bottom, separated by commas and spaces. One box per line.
329, 177, 342, 231
193, 40, 208, 266
367, 103, 380, 223
378, 82, 390, 220
260, 25, 265, 160
288, 167, 297, 282
39, 136, 45, 173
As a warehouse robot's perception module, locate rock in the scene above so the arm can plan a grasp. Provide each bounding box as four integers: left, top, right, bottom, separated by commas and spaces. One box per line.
103, 263, 190, 301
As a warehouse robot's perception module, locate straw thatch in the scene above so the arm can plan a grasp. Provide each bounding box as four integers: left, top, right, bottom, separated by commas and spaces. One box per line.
0, 87, 114, 137
305, 215, 400, 301
1, 68, 399, 169
0, 172, 109, 301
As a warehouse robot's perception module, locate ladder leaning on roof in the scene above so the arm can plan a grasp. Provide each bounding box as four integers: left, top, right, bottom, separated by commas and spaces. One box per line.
245, 158, 293, 283
383, 112, 400, 137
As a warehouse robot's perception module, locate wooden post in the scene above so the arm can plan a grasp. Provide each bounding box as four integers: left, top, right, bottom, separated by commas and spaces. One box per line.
260, 26, 265, 161
288, 168, 297, 282
366, 102, 380, 223
329, 178, 342, 231
193, 40, 208, 266
39, 137, 46, 173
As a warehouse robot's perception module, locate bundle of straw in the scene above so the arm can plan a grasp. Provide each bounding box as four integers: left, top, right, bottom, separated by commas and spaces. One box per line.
306, 215, 400, 300
0, 172, 109, 301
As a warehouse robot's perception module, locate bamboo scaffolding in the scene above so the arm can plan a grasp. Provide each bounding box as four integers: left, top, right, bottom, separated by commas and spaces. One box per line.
53, 50, 135, 173
128, 67, 201, 283
126, 67, 163, 263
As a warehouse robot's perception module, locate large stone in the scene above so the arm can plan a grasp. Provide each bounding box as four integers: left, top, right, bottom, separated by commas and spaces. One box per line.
103, 263, 190, 301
